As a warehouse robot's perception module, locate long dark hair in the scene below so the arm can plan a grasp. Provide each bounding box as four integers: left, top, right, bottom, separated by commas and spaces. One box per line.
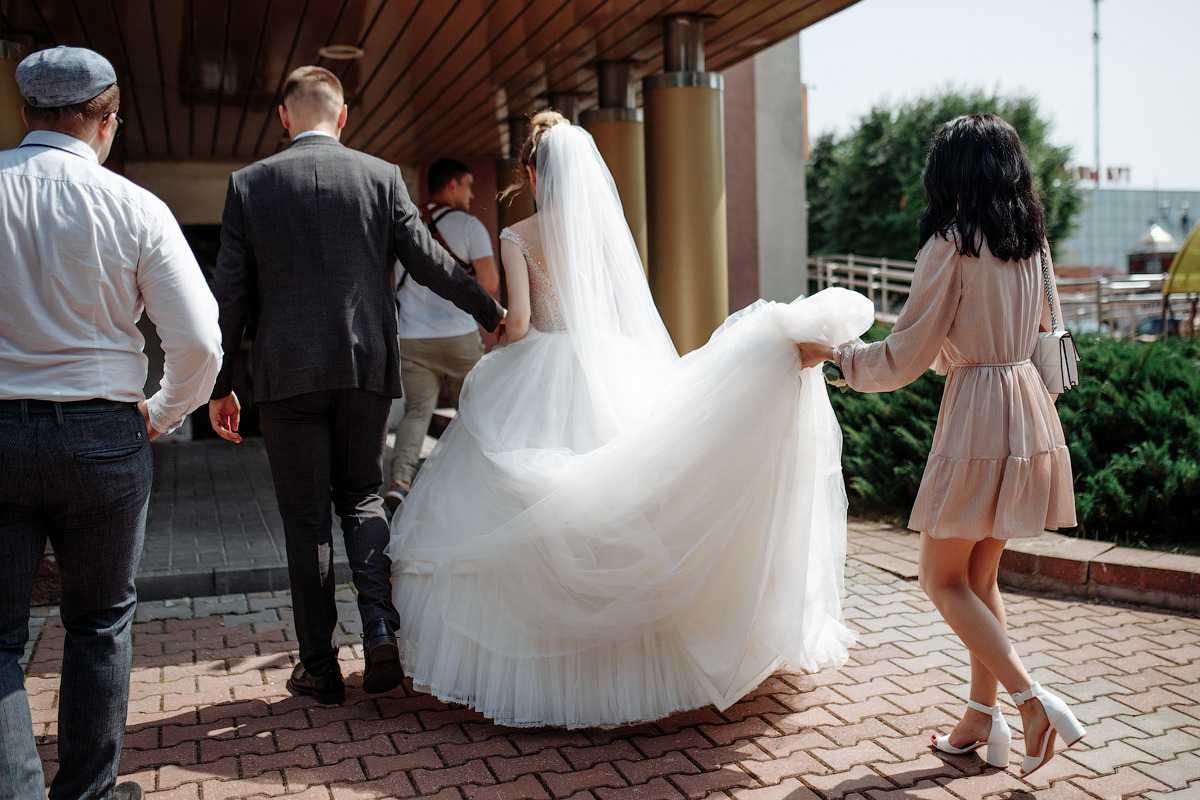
918, 114, 1046, 261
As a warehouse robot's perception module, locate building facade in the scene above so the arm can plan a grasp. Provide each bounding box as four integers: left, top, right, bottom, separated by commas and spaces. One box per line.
1057, 188, 1198, 273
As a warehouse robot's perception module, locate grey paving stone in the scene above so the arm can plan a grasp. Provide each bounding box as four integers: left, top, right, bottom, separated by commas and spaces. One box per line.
1144, 778, 1200, 799
897, 610, 944, 627
892, 634, 961, 658
890, 651, 966, 675
1064, 739, 1157, 773
1070, 694, 1148, 726
1128, 729, 1200, 760
855, 629, 917, 649
220, 609, 281, 627
1119, 707, 1200, 737
891, 622, 948, 640
247, 592, 293, 612
1076, 716, 1153, 746
134, 598, 194, 622
1011, 651, 1067, 672
141, 439, 354, 600
194, 595, 250, 617
1056, 675, 1137, 703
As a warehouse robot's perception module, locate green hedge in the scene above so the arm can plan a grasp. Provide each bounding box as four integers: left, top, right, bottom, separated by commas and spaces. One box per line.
829, 325, 1200, 552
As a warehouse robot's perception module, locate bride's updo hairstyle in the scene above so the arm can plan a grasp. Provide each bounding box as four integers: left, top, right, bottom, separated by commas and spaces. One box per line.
522, 109, 569, 170
501, 109, 569, 201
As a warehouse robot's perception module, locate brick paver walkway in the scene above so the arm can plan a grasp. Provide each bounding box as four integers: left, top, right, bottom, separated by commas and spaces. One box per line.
22, 535, 1200, 799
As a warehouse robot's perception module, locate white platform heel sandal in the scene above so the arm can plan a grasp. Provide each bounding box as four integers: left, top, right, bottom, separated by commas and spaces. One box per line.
931, 698, 1012, 768
1011, 682, 1086, 777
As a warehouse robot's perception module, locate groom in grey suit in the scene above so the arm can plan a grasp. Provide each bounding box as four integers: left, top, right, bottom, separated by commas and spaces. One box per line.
208, 66, 503, 704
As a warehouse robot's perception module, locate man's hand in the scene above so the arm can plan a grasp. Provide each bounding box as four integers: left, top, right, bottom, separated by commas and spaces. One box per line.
209, 392, 243, 443
136, 400, 165, 441
796, 342, 835, 370
494, 307, 508, 345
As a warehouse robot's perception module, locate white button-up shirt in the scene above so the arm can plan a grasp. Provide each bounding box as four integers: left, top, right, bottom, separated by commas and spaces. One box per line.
0, 131, 222, 433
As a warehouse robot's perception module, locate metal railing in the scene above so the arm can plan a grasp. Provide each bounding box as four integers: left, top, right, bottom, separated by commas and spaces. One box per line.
807, 254, 913, 320
808, 254, 1194, 337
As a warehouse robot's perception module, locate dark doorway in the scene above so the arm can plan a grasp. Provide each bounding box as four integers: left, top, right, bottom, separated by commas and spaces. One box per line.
181, 224, 261, 438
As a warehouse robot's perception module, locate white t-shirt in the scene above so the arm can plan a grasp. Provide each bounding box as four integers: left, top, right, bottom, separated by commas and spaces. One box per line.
397, 205, 494, 339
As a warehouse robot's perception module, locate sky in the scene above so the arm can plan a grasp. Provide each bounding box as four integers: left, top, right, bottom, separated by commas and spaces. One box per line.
800, 0, 1200, 191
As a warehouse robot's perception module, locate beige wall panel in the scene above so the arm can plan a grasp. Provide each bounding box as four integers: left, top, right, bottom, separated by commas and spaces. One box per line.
645, 86, 728, 354
124, 161, 250, 225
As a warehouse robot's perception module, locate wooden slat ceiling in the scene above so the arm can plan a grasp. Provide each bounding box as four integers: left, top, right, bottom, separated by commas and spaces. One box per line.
1, 0, 858, 165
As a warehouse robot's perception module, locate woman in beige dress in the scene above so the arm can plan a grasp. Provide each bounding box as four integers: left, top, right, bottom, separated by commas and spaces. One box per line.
799, 114, 1085, 777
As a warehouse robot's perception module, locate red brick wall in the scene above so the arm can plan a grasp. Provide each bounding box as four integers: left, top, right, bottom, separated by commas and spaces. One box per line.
723, 59, 760, 312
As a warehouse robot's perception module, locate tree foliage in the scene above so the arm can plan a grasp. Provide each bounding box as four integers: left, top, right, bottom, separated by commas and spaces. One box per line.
808, 90, 1084, 261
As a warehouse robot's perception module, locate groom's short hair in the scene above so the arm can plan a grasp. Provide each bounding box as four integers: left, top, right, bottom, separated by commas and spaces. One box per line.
282, 66, 343, 115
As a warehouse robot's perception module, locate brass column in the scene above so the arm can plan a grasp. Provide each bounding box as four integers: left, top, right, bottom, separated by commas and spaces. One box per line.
582, 61, 648, 272
497, 116, 535, 228
1, 41, 27, 150
643, 17, 727, 354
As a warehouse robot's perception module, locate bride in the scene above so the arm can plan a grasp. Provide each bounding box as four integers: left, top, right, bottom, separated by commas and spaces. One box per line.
387, 110, 874, 728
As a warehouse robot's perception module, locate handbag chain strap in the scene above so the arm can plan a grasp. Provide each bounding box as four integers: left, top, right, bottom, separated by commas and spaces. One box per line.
1039, 245, 1059, 333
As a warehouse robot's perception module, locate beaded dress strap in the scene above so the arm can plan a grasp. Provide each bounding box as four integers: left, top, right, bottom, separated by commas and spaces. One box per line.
500, 228, 528, 253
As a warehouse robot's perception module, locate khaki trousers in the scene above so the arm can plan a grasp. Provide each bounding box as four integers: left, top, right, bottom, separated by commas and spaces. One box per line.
390, 330, 483, 485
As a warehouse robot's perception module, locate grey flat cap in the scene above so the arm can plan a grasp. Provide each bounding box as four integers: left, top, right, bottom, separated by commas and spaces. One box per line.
16, 46, 117, 108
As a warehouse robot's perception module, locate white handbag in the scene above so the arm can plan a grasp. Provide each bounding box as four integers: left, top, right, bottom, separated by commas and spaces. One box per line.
1035, 246, 1080, 393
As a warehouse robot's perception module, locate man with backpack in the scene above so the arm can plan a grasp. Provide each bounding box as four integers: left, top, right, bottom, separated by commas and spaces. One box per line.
386, 159, 500, 512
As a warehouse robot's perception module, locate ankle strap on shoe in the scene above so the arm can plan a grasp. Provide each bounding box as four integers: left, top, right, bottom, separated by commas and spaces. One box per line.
966, 698, 999, 716
1011, 682, 1041, 706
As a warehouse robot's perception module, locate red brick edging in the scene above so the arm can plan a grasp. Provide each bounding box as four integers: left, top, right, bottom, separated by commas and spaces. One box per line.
848, 520, 1200, 614
1000, 532, 1200, 614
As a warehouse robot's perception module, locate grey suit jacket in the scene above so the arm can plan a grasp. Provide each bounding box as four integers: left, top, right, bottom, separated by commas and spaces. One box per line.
210, 135, 502, 403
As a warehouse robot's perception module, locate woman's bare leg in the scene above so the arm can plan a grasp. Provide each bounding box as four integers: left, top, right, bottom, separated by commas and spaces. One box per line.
939, 537, 1007, 746
966, 538, 1007, 699
919, 534, 1050, 755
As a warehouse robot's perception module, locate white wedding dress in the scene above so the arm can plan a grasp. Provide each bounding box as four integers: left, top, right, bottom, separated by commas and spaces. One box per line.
387, 125, 874, 729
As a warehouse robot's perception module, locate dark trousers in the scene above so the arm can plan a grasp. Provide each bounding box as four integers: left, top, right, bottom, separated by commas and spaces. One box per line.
258, 388, 399, 677
0, 399, 150, 800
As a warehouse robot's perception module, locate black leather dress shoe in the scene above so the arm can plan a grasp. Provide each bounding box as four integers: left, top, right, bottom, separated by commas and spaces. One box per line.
114, 782, 145, 800
286, 662, 345, 705
362, 619, 403, 694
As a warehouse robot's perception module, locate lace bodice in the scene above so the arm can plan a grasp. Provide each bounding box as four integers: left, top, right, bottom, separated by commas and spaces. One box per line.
500, 225, 566, 332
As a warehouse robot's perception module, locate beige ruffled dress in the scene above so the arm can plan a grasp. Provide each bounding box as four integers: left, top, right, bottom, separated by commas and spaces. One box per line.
838, 232, 1077, 539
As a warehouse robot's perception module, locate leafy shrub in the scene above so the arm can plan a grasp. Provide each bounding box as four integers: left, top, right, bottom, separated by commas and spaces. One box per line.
829, 326, 1200, 551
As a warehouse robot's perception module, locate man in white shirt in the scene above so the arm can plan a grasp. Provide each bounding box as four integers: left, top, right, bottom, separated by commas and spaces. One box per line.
0, 47, 222, 800
386, 159, 501, 512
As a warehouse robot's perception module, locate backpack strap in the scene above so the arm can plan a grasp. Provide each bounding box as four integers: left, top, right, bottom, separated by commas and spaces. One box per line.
397, 205, 476, 308
420, 204, 475, 278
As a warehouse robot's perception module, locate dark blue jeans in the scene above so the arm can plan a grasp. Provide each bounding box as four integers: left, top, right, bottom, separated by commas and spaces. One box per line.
258, 388, 399, 678
0, 399, 151, 800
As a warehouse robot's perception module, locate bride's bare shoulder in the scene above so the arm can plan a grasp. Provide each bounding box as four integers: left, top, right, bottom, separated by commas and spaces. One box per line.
507, 213, 541, 239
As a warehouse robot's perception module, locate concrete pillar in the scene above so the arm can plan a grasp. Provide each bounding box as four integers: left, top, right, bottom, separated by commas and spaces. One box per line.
753, 34, 807, 302
1, 41, 27, 150
581, 61, 648, 272
644, 17, 727, 354
497, 116, 535, 228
